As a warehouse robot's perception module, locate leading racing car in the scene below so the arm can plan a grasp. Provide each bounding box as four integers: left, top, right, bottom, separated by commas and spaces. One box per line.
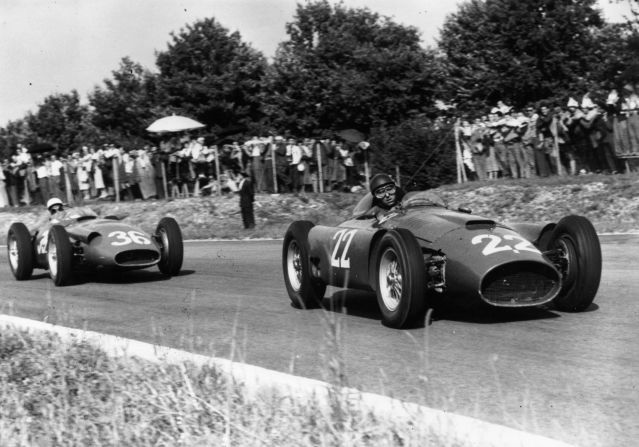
282, 190, 602, 328
7, 206, 184, 286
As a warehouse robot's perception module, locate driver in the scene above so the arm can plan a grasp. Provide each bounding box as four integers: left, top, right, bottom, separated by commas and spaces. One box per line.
369, 173, 405, 221
46, 197, 96, 224
47, 197, 65, 217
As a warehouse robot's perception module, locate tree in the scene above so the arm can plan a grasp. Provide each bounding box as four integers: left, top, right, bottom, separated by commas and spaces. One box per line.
370, 117, 457, 190
263, 0, 446, 135
24, 90, 92, 153
89, 57, 161, 145
439, 0, 607, 110
155, 18, 267, 134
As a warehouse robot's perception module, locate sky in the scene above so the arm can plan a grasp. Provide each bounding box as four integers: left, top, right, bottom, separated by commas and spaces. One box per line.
0, 0, 634, 126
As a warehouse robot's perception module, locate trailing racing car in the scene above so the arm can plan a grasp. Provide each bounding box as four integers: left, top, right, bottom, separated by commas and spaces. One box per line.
7, 206, 184, 286
282, 190, 602, 328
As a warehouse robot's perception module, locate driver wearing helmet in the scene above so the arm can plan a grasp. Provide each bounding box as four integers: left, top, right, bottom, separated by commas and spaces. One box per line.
361, 173, 405, 222
47, 197, 65, 217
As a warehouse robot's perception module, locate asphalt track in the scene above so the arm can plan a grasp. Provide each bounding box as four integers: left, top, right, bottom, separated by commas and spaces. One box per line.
1, 235, 638, 447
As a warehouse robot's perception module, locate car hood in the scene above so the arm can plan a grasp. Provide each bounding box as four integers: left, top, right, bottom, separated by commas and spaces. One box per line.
379, 207, 502, 244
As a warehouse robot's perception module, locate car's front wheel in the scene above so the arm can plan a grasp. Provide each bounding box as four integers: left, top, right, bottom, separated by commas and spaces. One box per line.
156, 217, 184, 276
375, 229, 426, 328
282, 221, 326, 309
47, 225, 74, 286
543, 215, 601, 312
7, 222, 34, 281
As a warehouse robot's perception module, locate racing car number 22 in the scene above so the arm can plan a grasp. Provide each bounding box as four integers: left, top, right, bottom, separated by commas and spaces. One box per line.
471, 234, 540, 256
331, 229, 357, 268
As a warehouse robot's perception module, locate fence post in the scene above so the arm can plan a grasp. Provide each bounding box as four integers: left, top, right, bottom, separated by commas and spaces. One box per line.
161, 161, 168, 200
63, 165, 73, 205
213, 146, 221, 196
113, 157, 120, 203
316, 144, 323, 193
395, 165, 401, 187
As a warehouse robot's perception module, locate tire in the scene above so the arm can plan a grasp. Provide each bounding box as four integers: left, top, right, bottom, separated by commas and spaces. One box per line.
374, 229, 427, 328
7, 222, 34, 281
156, 217, 184, 276
282, 221, 326, 309
543, 215, 601, 312
47, 225, 74, 286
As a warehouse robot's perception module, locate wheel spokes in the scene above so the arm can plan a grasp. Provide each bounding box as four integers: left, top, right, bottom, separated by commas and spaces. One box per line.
8, 238, 18, 269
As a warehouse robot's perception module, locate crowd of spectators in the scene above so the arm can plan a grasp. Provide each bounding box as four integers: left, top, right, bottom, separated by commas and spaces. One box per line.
0, 135, 371, 208
2, 86, 639, 209
457, 86, 639, 181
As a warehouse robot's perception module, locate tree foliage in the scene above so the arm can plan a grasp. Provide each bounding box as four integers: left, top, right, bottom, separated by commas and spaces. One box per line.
24, 91, 94, 153
155, 18, 267, 134
89, 57, 161, 146
370, 118, 457, 190
438, 0, 608, 110
263, 0, 445, 135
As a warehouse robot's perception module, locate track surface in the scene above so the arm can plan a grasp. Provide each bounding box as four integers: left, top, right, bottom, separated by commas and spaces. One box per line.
1, 235, 638, 447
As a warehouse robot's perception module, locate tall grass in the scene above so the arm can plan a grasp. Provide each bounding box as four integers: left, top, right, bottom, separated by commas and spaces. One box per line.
0, 324, 455, 447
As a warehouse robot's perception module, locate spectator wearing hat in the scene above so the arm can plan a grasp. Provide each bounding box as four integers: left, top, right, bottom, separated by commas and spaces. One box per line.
521, 107, 539, 178
562, 98, 588, 174
237, 171, 255, 229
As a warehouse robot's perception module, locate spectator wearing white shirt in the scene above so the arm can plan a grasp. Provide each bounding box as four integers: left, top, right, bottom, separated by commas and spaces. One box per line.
286, 138, 303, 193
49, 154, 63, 199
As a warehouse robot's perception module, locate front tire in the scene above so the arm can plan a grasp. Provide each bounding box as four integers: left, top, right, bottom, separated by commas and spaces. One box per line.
543, 215, 601, 312
375, 229, 426, 328
47, 225, 74, 286
156, 217, 184, 276
7, 222, 34, 281
282, 221, 326, 309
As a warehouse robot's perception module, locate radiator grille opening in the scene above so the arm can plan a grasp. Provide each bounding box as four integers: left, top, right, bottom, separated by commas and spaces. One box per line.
481, 262, 560, 306
115, 250, 159, 266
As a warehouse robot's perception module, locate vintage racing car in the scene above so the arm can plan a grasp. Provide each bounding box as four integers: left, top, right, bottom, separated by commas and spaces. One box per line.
7, 206, 184, 286
282, 190, 602, 328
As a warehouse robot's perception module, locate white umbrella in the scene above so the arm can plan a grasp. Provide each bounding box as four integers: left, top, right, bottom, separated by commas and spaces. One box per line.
146, 115, 205, 133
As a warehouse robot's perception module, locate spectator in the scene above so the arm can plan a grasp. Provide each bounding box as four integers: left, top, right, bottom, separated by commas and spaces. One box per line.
237, 171, 255, 229
0, 160, 8, 208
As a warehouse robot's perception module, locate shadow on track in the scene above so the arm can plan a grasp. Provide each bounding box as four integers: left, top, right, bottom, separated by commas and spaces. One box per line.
71, 268, 196, 285
319, 289, 570, 327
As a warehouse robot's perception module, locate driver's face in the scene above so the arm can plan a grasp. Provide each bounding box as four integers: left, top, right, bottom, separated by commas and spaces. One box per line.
375, 184, 397, 208
49, 204, 63, 214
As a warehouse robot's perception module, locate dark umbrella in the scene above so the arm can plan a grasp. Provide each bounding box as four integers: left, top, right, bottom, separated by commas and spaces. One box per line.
30, 142, 57, 154
337, 129, 366, 143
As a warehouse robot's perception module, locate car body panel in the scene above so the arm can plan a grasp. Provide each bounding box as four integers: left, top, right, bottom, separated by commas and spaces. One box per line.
32, 211, 161, 271
306, 191, 562, 308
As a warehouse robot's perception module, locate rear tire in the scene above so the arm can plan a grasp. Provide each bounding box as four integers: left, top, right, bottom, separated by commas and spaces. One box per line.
282, 221, 326, 309
47, 225, 74, 286
543, 215, 601, 312
156, 217, 184, 276
374, 229, 426, 328
7, 222, 34, 281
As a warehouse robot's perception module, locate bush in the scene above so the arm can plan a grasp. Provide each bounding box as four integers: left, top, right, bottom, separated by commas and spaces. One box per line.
368, 117, 457, 190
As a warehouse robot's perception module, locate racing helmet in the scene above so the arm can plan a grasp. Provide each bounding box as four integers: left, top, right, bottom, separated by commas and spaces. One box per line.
47, 197, 64, 213
369, 173, 395, 194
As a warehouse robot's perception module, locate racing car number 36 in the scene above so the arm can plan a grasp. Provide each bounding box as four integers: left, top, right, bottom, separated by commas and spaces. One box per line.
108, 230, 151, 246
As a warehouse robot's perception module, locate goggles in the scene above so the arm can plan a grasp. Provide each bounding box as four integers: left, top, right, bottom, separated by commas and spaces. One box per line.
374, 184, 396, 199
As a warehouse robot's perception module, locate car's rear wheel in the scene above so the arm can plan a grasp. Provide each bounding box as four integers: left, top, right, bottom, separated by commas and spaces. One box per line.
7, 222, 34, 281
282, 221, 326, 309
47, 225, 73, 286
543, 215, 601, 312
375, 229, 426, 328
156, 217, 184, 276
